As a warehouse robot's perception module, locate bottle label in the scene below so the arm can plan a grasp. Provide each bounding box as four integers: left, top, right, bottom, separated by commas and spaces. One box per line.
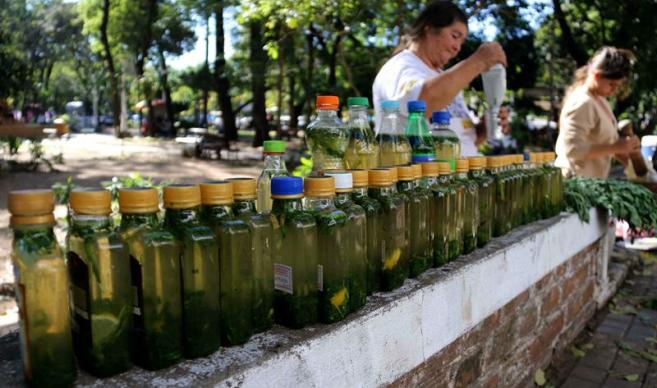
317, 265, 324, 291
274, 263, 293, 294
67, 251, 92, 347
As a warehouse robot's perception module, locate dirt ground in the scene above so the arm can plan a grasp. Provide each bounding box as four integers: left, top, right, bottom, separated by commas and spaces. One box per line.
0, 133, 270, 328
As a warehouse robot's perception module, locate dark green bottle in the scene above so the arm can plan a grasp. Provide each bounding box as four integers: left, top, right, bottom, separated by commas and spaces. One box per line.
10, 190, 76, 387
200, 180, 253, 346
270, 177, 318, 329
397, 165, 431, 277
326, 171, 367, 312
304, 176, 350, 323
163, 184, 220, 358
350, 169, 383, 295
368, 168, 407, 291
229, 177, 277, 335
118, 188, 183, 370
67, 188, 132, 377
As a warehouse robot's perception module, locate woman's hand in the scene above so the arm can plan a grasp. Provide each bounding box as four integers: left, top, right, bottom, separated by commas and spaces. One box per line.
615, 135, 640, 154
472, 42, 507, 71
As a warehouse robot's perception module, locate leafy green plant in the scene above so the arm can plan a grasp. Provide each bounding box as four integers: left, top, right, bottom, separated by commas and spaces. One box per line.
292, 154, 313, 177
564, 178, 657, 230
52, 176, 76, 205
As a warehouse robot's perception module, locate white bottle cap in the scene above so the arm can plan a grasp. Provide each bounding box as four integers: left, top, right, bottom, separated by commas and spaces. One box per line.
325, 171, 353, 190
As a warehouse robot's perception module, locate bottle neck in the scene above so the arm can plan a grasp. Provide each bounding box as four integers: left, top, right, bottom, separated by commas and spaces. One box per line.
469, 169, 484, 178
263, 153, 287, 172
317, 108, 339, 120
422, 176, 438, 187
120, 212, 159, 229
233, 198, 257, 215
397, 180, 415, 193
272, 197, 304, 214
305, 195, 336, 211
456, 171, 469, 179
70, 212, 113, 234
164, 207, 201, 229
334, 192, 354, 207
352, 186, 368, 197
438, 174, 451, 184
369, 185, 395, 199
13, 223, 56, 240
380, 109, 402, 135
407, 111, 429, 136
201, 204, 234, 223
348, 106, 369, 123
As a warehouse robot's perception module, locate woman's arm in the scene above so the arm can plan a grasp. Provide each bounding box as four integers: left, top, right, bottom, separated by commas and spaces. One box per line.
418, 42, 507, 115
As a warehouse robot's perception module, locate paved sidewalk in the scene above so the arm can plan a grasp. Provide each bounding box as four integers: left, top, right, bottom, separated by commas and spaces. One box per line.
549, 251, 657, 387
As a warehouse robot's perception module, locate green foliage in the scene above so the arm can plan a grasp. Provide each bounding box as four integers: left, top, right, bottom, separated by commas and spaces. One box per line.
100, 172, 172, 202
52, 176, 76, 205
564, 177, 657, 230
292, 154, 312, 177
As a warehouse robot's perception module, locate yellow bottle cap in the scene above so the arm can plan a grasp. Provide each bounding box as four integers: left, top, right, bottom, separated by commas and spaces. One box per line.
8, 189, 55, 216
397, 165, 414, 181
349, 169, 369, 188
411, 164, 423, 180
118, 187, 159, 214
200, 180, 233, 205
436, 162, 451, 175
368, 168, 393, 187
455, 159, 469, 173
421, 162, 439, 177
486, 157, 497, 168
548, 151, 556, 161
468, 156, 485, 170
389, 166, 399, 182
304, 176, 336, 197
69, 188, 112, 215
227, 178, 257, 200
8, 190, 56, 226
163, 184, 201, 209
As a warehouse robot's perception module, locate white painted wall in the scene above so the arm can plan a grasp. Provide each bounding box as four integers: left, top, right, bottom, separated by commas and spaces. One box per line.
218, 210, 608, 388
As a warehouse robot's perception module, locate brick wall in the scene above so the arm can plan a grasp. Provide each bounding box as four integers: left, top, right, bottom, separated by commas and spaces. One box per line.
389, 239, 601, 388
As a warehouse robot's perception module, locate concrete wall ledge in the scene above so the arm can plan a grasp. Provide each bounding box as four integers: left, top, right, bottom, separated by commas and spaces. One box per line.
0, 209, 609, 388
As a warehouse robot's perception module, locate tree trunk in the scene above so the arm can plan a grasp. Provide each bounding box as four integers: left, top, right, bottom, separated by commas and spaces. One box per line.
202, 14, 210, 127
276, 28, 285, 135
215, 0, 237, 142
100, 0, 121, 137
250, 20, 269, 147
552, 0, 588, 66
327, 35, 342, 91
137, 0, 157, 136
305, 31, 314, 119
158, 47, 175, 136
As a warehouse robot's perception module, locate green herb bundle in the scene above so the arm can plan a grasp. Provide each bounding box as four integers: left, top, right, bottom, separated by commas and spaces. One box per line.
564, 178, 657, 230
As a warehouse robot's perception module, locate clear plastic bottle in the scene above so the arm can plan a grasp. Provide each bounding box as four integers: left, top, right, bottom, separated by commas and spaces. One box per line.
431, 110, 461, 171
257, 140, 288, 213
405, 100, 435, 163
376, 100, 411, 166
67, 188, 132, 377
163, 184, 221, 358
397, 165, 431, 277
468, 157, 493, 247
118, 188, 183, 370
305, 95, 349, 173
229, 178, 277, 335
9, 190, 76, 387
304, 176, 350, 323
325, 171, 367, 312
344, 97, 379, 169
270, 177, 318, 329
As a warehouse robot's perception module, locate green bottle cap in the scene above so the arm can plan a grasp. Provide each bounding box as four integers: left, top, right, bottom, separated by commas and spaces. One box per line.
263, 140, 286, 153
347, 97, 369, 107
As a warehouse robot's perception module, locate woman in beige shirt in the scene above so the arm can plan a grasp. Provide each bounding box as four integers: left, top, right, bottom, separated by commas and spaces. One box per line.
555, 47, 639, 178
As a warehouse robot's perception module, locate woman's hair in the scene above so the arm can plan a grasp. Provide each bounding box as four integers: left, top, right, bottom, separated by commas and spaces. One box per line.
392, 1, 468, 55
566, 46, 636, 96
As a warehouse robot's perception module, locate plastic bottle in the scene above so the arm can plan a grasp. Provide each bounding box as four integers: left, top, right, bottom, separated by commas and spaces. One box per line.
118, 187, 183, 370
468, 157, 494, 247
163, 184, 221, 358
305, 95, 349, 173
257, 140, 288, 213
344, 97, 379, 169
405, 100, 435, 163
9, 190, 76, 387
431, 110, 461, 171
376, 100, 411, 166
304, 176, 350, 323
397, 165, 431, 277
200, 180, 253, 346
270, 177, 318, 329
325, 171, 367, 312
229, 177, 277, 335
67, 188, 132, 377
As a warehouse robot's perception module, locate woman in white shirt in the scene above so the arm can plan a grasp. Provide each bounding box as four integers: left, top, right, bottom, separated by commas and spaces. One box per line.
372, 0, 507, 157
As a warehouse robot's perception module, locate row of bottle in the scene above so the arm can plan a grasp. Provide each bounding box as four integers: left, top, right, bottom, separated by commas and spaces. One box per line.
8, 153, 562, 387
305, 96, 460, 173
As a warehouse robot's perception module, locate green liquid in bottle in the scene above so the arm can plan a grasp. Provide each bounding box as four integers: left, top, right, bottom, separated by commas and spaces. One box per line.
352, 186, 383, 295
398, 176, 431, 277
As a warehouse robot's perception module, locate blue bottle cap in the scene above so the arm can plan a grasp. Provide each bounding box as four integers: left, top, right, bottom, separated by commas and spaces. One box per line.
412, 155, 435, 163
271, 176, 303, 197
407, 100, 427, 113
381, 100, 400, 110
431, 110, 451, 124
